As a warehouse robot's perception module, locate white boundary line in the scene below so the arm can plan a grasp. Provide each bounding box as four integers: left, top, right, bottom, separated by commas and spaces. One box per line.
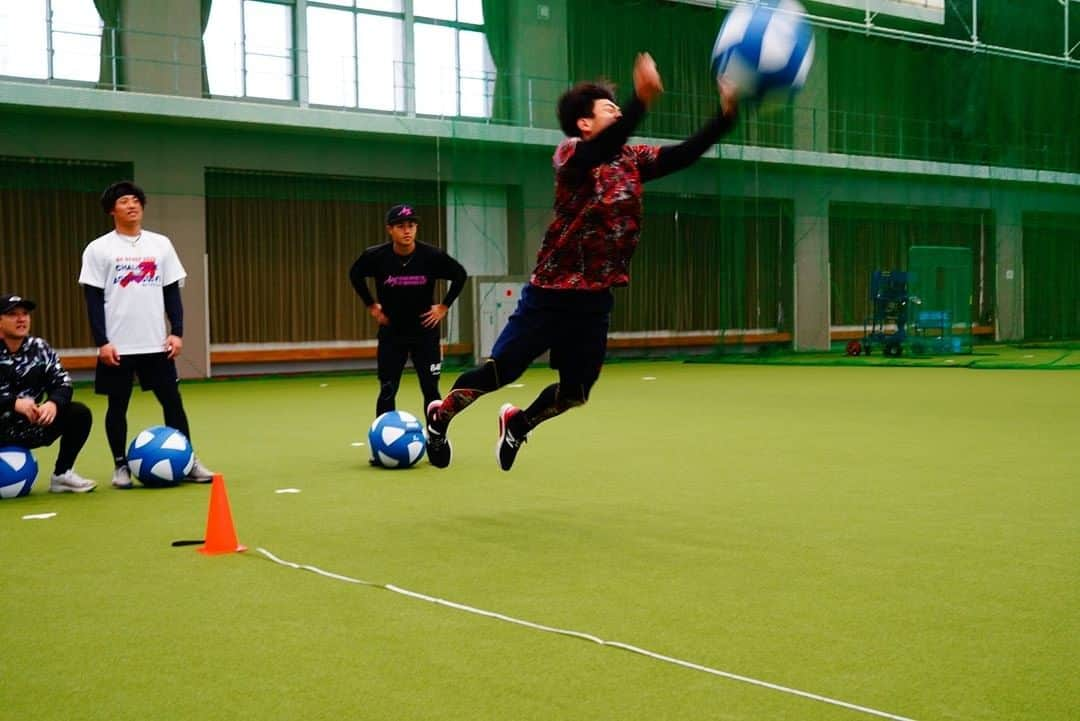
257, 547, 921, 721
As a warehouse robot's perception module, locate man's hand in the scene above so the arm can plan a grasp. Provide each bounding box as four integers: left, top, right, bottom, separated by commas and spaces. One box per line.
633, 52, 664, 107
718, 76, 739, 119
369, 303, 390, 326
166, 334, 183, 359
34, 400, 57, 426
13, 397, 39, 423
98, 342, 121, 367
420, 304, 448, 329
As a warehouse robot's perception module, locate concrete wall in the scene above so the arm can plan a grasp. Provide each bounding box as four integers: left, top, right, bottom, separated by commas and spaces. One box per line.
121, 0, 204, 97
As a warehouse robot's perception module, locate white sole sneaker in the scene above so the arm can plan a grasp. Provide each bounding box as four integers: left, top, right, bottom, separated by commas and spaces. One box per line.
49, 471, 97, 493
49, 483, 97, 494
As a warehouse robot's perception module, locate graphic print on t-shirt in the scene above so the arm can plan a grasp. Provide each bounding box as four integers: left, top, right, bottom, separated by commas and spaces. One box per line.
384, 274, 428, 287
114, 257, 163, 289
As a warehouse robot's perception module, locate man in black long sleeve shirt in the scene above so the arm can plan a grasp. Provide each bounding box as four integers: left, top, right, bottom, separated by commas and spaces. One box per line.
349, 204, 468, 426
0, 294, 96, 493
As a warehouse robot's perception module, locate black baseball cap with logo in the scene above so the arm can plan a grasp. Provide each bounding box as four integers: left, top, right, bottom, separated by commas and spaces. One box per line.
385, 204, 420, 225
0, 293, 36, 314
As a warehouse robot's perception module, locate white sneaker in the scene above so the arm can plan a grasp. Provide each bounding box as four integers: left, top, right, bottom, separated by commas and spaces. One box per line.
111, 465, 133, 489
49, 469, 97, 494
186, 456, 214, 483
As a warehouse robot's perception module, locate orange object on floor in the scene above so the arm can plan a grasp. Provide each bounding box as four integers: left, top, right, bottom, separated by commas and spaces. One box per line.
198, 474, 247, 555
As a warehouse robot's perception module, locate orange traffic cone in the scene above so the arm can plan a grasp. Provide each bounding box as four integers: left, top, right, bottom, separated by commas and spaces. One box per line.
198, 474, 247, 555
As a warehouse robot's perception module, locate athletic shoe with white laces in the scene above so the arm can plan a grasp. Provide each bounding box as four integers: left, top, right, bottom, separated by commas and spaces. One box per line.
185, 456, 214, 483
496, 403, 528, 472
49, 469, 97, 493
425, 400, 452, 469
111, 465, 133, 490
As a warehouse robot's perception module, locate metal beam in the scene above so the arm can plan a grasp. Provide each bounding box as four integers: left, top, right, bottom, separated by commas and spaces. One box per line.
670, 0, 1080, 70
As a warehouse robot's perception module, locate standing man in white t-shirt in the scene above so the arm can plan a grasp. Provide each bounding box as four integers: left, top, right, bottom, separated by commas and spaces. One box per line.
78, 181, 214, 489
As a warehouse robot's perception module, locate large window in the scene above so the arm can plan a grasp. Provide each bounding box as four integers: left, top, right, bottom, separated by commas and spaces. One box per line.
307, 0, 405, 110
0, 0, 102, 82
306, 0, 494, 116
205, 0, 494, 114
204, 0, 295, 100
412, 0, 494, 117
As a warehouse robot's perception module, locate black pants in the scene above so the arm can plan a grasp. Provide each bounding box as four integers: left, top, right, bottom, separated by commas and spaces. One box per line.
0, 401, 93, 475
376, 332, 442, 417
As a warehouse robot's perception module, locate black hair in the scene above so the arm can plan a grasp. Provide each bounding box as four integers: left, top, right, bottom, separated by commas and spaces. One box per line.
556, 81, 617, 137
100, 180, 147, 214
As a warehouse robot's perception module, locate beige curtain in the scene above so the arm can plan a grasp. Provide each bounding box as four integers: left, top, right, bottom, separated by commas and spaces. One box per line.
612, 196, 792, 333
205, 170, 442, 344
0, 158, 129, 347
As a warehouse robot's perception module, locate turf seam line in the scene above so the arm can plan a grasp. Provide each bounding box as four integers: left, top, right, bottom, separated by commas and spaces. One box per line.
256, 547, 919, 721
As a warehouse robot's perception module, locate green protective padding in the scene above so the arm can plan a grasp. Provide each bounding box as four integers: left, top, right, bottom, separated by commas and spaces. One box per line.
1023, 214, 1080, 341
907, 245, 974, 354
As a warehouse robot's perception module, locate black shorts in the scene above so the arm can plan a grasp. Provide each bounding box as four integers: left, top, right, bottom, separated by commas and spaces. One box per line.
94, 352, 178, 395
490, 284, 613, 387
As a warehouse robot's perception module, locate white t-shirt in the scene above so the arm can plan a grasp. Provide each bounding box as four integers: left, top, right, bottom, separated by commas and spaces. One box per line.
78, 229, 187, 355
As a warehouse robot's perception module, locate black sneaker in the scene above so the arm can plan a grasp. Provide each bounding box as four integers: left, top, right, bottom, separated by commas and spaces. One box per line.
426, 400, 452, 469
496, 403, 528, 471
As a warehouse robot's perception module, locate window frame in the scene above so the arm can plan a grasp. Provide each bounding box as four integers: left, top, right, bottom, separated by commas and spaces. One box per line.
206, 0, 496, 116
412, 3, 493, 118
204, 0, 299, 102
0, 0, 104, 84
299, 0, 493, 118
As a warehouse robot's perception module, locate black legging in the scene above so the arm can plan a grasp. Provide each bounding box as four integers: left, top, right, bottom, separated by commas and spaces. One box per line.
432, 359, 594, 436
104, 383, 191, 465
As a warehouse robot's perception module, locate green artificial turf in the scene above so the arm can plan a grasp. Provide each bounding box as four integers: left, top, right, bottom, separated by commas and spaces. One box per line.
2, 361, 1077, 721
689, 344, 1080, 369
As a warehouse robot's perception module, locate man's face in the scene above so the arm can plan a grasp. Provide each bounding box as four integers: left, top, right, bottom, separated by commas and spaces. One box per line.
387, 220, 418, 246
0, 307, 31, 342
111, 194, 143, 225
578, 98, 621, 139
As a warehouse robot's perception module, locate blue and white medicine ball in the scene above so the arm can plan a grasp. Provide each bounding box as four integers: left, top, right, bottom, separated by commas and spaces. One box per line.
0, 446, 38, 498
369, 411, 427, 469
711, 0, 815, 101
127, 425, 194, 487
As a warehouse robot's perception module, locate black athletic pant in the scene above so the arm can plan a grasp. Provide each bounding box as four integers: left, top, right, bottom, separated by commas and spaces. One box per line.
375, 332, 442, 417
0, 401, 93, 475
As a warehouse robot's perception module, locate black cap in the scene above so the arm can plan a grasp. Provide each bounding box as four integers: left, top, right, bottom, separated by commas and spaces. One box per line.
0, 293, 36, 314
385, 204, 420, 225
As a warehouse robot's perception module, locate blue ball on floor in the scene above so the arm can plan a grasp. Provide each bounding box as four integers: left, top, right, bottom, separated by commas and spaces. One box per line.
0, 446, 38, 498
369, 411, 427, 469
127, 425, 195, 487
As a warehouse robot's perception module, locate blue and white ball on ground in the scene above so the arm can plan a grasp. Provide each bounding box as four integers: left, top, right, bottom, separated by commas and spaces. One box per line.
127, 425, 194, 487
369, 411, 426, 469
0, 446, 38, 498
711, 0, 815, 102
